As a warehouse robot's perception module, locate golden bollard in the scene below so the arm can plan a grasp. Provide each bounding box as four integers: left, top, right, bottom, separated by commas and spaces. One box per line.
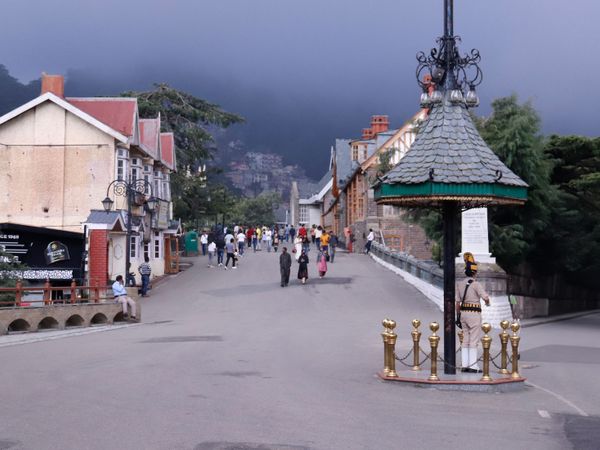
480, 323, 493, 382
381, 319, 391, 376
387, 320, 398, 378
510, 322, 521, 379
498, 320, 510, 375
428, 322, 440, 381
411, 319, 422, 371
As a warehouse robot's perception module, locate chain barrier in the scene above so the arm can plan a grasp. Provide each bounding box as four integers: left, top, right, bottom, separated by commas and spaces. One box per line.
394, 346, 514, 373
393, 348, 415, 368
419, 348, 431, 364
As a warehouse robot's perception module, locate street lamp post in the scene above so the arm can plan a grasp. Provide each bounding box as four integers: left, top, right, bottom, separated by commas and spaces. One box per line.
102, 179, 156, 286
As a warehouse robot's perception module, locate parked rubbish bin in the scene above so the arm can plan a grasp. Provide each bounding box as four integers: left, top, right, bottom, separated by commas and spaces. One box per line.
184, 231, 199, 256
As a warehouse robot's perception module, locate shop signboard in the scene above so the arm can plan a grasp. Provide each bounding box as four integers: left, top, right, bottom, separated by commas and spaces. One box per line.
0, 224, 84, 281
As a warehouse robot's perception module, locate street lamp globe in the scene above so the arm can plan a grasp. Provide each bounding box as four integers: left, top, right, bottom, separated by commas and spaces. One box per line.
102, 196, 114, 213
146, 196, 158, 212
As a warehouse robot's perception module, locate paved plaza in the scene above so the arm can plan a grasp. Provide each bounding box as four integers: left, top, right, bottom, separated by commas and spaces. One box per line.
1, 249, 598, 450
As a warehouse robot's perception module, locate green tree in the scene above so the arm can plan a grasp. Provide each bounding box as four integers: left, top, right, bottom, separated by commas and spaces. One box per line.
122, 84, 244, 168
476, 95, 556, 269
122, 84, 244, 225
230, 192, 281, 226
543, 135, 600, 286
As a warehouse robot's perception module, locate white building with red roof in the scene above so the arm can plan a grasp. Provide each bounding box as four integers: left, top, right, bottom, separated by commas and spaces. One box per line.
0, 74, 178, 288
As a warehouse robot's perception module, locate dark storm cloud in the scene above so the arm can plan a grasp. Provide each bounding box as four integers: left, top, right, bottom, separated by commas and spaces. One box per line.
2, 0, 599, 177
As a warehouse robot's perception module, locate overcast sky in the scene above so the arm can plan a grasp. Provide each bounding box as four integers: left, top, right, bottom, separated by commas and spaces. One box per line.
3, 0, 599, 177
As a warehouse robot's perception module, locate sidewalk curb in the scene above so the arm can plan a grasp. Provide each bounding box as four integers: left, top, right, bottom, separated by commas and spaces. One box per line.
521, 309, 600, 328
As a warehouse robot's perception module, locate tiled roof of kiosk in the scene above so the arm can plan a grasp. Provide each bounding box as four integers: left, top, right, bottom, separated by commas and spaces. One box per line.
382, 98, 527, 187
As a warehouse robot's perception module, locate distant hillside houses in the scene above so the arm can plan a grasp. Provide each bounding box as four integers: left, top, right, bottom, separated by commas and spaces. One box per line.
226, 151, 310, 199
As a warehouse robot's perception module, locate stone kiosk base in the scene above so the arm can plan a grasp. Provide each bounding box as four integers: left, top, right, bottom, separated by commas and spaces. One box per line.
0, 301, 142, 335
378, 370, 526, 392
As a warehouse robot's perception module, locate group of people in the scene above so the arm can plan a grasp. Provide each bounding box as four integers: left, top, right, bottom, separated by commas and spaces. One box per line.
281, 225, 339, 286
198, 224, 289, 270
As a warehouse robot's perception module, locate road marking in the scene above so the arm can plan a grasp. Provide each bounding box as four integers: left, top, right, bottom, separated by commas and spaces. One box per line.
527, 381, 589, 417
538, 409, 551, 419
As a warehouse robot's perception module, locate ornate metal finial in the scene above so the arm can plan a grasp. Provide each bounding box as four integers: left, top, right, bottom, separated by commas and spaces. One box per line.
416, 0, 483, 108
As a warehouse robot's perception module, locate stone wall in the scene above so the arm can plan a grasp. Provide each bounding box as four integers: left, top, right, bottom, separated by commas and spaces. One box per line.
0, 301, 141, 335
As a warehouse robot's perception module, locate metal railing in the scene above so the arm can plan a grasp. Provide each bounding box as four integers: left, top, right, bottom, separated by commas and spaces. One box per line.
371, 241, 443, 288
0, 279, 113, 308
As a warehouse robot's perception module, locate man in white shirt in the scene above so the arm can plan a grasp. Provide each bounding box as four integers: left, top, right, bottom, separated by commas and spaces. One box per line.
237, 231, 246, 256
314, 226, 323, 250
112, 275, 137, 321
200, 232, 208, 256
265, 228, 272, 252
365, 228, 375, 254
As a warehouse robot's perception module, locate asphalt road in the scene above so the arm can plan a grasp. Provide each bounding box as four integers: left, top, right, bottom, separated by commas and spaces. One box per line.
0, 247, 597, 450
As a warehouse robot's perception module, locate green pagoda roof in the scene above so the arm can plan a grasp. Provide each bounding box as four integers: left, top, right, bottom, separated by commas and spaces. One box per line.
375, 95, 528, 206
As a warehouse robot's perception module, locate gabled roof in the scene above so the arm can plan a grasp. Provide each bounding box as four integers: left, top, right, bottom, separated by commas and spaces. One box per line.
139, 117, 161, 160
84, 210, 126, 232
67, 97, 138, 138
361, 109, 428, 171
160, 132, 176, 171
0, 92, 129, 144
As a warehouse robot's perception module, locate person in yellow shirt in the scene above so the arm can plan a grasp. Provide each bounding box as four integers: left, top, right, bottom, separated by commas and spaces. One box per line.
320, 230, 330, 253
256, 226, 262, 251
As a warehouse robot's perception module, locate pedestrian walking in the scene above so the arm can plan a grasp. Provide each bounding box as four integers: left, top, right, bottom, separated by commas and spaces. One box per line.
137, 256, 152, 297
293, 236, 303, 261
456, 252, 490, 373
216, 233, 225, 266
289, 225, 296, 242
246, 227, 254, 249
317, 250, 328, 278
329, 231, 338, 263
200, 231, 208, 256
265, 228, 272, 252
224, 238, 237, 269
207, 240, 216, 267
237, 230, 246, 256
302, 235, 310, 254
365, 228, 375, 254
297, 250, 309, 284
279, 247, 292, 287
273, 230, 280, 252
298, 224, 307, 239
320, 229, 330, 254
112, 275, 137, 321
314, 226, 323, 249
256, 226, 263, 251
252, 229, 258, 252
